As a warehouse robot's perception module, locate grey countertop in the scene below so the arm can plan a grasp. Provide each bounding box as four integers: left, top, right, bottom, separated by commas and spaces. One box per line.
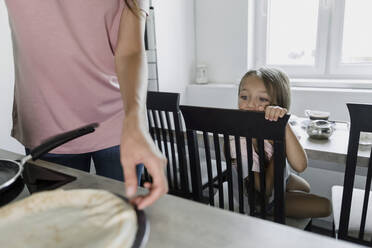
0, 149, 361, 248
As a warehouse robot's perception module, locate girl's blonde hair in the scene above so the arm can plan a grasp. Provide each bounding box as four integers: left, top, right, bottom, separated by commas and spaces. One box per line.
238, 67, 291, 110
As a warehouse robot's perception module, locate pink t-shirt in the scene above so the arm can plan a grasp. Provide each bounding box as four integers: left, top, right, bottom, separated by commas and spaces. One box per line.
5, 0, 149, 153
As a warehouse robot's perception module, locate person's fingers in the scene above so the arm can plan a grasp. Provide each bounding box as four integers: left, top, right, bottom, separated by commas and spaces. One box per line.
130, 181, 158, 208
274, 110, 281, 121
137, 184, 165, 209
265, 107, 287, 121
130, 196, 143, 206
265, 107, 272, 120
143, 182, 152, 189
258, 106, 265, 112
122, 159, 138, 198
137, 172, 168, 209
266, 107, 275, 121
279, 108, 287, 118
137, 158, 167, 209
273, 108, 280, 121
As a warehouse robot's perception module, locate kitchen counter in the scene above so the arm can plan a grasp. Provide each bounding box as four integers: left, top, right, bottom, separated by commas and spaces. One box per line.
0, 149, 361, 248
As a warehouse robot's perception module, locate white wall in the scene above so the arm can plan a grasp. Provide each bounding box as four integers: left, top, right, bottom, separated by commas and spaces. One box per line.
185, 84, 372, 122
195, 0, 248, 84
153, 0, 195, 103
0, 1, 24, 154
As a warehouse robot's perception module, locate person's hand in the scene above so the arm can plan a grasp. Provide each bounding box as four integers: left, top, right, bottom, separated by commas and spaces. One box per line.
263, 106, 287, 121
120, 113, 168, 210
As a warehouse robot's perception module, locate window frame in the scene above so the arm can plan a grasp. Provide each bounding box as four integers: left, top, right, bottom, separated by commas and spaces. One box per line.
253, 0, 372, 81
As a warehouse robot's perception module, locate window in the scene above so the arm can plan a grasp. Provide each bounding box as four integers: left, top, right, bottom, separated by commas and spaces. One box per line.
254, 0, 372, 80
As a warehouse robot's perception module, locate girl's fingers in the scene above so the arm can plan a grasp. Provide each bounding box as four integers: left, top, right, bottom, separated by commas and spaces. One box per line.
265, 107, 272, 120
274, 111, 280, 121
269, 108, 276, 121
265, 106, 287, 121
280, 108, 287, 118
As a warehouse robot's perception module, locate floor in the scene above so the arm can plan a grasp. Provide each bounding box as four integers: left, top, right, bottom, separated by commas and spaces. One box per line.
309, 219, 334, 238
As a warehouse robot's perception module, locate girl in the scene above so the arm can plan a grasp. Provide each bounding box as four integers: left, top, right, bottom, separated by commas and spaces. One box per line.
230, 68, 331, 218
4, 0, 167, 209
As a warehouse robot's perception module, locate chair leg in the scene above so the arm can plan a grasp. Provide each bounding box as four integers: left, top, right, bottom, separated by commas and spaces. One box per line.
332, 222, 336, 238
304, 219, 312, 231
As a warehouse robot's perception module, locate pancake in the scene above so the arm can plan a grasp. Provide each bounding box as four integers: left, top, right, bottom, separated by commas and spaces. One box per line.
0, 189, 137, 248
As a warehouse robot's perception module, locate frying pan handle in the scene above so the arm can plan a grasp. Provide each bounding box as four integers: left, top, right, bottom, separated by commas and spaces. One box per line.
30, 123, 99, 160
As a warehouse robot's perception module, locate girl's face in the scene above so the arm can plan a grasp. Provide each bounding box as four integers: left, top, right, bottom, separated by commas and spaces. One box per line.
238, 76, 271, 111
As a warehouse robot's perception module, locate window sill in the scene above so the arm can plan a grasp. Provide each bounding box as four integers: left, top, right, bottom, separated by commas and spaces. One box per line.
190, 78, 372, 90
291, 78, 372, 90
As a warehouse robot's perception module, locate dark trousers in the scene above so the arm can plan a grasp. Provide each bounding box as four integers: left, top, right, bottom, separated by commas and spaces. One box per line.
26, 145, 143, 183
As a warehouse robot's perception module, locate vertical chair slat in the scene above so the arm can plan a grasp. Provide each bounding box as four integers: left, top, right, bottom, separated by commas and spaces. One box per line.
151, 110, 163, 152
156, 110, 172, 189
339, 130, 360, 240
147, 110, 155, 141
173, 111, 189, 195
213, 133, 224, 209
187, 130, 203, 201
257, 139, 266, 219
203, 132, 215, 206
358, 148, 372, 240
273, 141, 285, 224
234, 135, 243, 213
163, 111, 178, 190
224, 134, 234, 212
246, 137, 255, 216
145, 110, 154, 183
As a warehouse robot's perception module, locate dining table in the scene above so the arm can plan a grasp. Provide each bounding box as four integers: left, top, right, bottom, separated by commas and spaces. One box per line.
290, 117, 371, 171
0, 148, 363, 248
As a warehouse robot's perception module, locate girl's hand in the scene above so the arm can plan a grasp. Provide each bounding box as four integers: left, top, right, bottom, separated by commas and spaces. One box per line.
264, 106, 287, 121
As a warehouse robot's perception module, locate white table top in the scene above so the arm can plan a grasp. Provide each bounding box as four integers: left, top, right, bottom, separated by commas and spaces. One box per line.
290, 117, 371, 167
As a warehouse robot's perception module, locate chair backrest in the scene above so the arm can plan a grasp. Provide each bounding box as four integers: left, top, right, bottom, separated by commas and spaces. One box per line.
339, 103, 372, 244
145, 91, 190, 198
180, 105, 289, 224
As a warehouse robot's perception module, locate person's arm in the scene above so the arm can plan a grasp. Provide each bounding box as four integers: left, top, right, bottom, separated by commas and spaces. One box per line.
264, 106, 307, 172
114, 6, 168, 209
285, 124, 307, 172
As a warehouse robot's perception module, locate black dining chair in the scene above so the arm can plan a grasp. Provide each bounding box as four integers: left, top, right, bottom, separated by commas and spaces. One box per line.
331, 103, 372, 246
144, 91, 191, 198
180, 105, 289, 224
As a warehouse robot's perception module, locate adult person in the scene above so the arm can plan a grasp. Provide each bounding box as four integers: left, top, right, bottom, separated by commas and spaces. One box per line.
4, 0, 167, 209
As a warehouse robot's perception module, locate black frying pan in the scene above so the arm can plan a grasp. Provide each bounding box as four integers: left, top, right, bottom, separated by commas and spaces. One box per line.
0, 123, 99, 193
116, 195, 150, 248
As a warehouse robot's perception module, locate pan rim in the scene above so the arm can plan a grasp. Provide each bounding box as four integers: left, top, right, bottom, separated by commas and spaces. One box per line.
0, 159, 23, 192
115, 194, 150, 248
